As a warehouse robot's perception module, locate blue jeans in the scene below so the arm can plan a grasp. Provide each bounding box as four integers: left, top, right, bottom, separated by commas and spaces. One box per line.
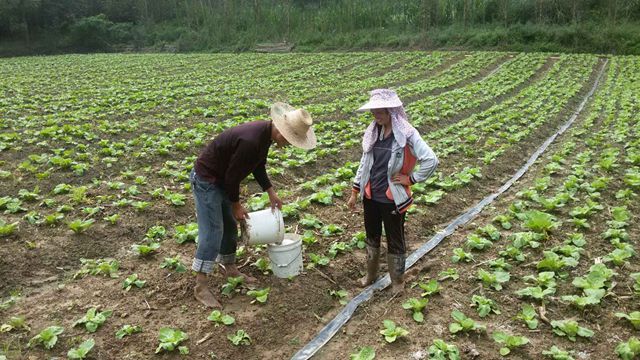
190, 170, 238, 274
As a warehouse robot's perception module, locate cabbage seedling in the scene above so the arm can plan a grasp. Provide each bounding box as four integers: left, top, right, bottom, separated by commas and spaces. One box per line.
73, 308, 112, 333
156, 327, 188, 353
349, 346, 375, 360
228, 329, 251, 346
67, 338, 95, 359
247, 287, 270, 304
402, 298, 428, 322
28, 326, 64, 349
492, 331, 529, 356
550, 319, 594, 341
207, 310, 235, 326
379, 320, 409, 343
115, 324, 142, 339
449, 310, 485, 334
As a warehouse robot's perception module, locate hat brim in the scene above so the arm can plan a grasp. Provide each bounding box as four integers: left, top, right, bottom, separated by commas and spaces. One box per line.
271, 103, 317, 150
356, 100, 403, 112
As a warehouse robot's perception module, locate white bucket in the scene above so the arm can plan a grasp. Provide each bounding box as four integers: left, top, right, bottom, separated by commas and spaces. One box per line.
241, 208, 284, 245
268, 233, 303, 278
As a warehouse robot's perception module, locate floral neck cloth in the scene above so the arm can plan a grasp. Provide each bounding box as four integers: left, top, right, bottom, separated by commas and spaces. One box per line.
362, 106, 415, 153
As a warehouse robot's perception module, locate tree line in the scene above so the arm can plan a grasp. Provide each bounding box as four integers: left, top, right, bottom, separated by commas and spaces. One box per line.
1, 0, 639, 55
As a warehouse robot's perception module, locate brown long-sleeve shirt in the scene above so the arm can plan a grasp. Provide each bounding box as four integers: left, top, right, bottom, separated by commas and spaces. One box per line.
194, 120, 273, 202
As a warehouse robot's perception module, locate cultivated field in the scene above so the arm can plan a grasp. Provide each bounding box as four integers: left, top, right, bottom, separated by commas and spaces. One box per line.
0, 51, 638, 359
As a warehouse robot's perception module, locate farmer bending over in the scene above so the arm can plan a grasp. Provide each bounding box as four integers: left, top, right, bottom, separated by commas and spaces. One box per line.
190, 103, 316, 308
347, 89, 438, 293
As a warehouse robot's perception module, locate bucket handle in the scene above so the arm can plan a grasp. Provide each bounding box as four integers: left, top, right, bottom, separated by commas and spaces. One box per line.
269, 246, 303, 268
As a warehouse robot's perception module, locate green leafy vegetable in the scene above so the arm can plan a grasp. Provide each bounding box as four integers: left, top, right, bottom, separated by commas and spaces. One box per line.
328, 289, 348, 305
417, 279, 441, 297
156, 327, 188, 353
252, 257, 271, 274
402, 298, 428, 322
73, 308, 112, 333
448, 310, 485, 334
616, 337, 640, 360
67, 338, 95, 359
299, 214, 323, 229
379, 320, 409, 343
428, 339, 460, 359
307, 253, 330, 267
116, 324, 142, 339
477, 268, 510, 290
0, 219, 18, 237
537, 251, 578, 272
551, 319, 594, 341
438, 268, 459, 281
542, 345, 575, 360
74, 258, 119, 279
465, 233, 493, 250
522, 210, 560, 235
349, 346, 375, 360
131, 242, 160, 256
321, 224, 344, 237
28, 325, 64, 349
160, 255, 187, 273
492, 331, 529, 356
122, 274, 146, 291
615, 311, 640, 330
175, 223, 198, 244
493, 214, 513, 229
516, 304, 538, 329
67, 219, 95, 233
221, 276, 244, 297
228, 329, 251, 346
207, 310, 235, 326
451, 247, 474, 263
470, 295, 500, 318
247, 287, 270, 304
0, 316, 30, 333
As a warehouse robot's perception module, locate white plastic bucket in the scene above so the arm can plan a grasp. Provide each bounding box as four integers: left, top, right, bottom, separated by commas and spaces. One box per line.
241, 208, 284, 245
268, 233, 303, 278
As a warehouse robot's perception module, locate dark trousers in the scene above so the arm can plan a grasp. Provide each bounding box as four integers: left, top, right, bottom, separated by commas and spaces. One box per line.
363, 198, 406, 255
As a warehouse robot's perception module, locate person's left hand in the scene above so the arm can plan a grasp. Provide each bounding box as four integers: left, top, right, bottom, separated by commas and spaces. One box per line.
391, 173, 412, 186
267, 188, 283, 210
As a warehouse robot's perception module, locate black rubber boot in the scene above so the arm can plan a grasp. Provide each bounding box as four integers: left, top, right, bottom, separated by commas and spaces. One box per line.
359, 246, 380, 287
387, 253, 406, 294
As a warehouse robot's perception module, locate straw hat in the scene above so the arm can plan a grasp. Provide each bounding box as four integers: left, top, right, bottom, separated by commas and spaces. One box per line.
270, 102, 317, 150
356, 88, 403, 112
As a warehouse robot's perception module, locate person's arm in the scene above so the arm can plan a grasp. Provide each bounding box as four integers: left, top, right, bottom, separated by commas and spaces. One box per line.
408, 132, 438, 184
224, 141, 256, 220
252, 160, 281, 209
351, 151, 367, 194
347, 152, 367, 211
252, 159, 272, 192
265, 186, 282, 209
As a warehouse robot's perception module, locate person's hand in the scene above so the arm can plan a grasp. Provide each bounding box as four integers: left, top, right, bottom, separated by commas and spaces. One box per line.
266, 188, 282, 210
391, 173, 412, 186
232, 202, 249, 221
346, 192, 357, 212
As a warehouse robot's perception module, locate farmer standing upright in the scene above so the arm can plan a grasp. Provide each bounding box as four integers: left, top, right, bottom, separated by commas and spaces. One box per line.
347, 89, 438, 293
190, 103, 316, 308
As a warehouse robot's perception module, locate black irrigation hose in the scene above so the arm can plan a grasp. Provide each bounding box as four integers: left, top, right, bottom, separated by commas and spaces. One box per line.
291, 58, 608, 360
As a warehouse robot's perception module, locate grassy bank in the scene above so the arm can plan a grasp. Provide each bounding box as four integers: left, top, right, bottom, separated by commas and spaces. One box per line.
2, 22, 639, 57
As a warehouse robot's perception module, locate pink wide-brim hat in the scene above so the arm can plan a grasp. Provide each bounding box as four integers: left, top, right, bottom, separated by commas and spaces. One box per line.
356, 88, 403, 112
